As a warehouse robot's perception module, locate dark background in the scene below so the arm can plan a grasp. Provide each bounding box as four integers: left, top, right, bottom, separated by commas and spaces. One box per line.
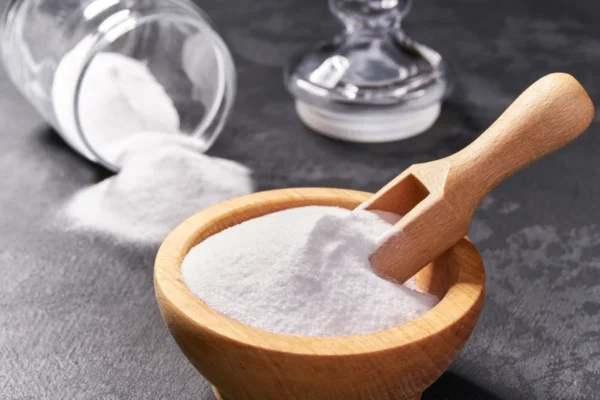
1, 0, 599, 399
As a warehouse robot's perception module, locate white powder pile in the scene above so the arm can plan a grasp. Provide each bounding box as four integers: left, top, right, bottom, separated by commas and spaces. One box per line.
61, 133, 254, 245
182, 206, 439, 337
53, 41, 181, 164
54, 44, 253, 245
75, 52, 181, 158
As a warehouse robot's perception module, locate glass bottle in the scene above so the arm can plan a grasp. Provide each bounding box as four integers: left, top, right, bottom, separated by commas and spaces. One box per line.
1, 0, 235, 171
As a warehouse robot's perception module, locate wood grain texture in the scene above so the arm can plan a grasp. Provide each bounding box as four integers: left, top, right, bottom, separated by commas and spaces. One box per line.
214, 388, 423, 400
364, 73, 595, 283
154, 188, 486, 400
215, 388, 423, 400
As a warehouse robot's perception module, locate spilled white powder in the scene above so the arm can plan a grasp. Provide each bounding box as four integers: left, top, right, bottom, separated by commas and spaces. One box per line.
61, 133, 254, 245
54, 44, 253, 245
182, 206, 439, 337
53, 42, 181, 164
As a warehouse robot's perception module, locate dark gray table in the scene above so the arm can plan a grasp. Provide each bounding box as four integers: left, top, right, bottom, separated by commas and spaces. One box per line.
1, 0, 599, 398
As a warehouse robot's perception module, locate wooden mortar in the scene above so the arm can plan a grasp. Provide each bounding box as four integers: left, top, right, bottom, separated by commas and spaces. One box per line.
154, 188, 486, 400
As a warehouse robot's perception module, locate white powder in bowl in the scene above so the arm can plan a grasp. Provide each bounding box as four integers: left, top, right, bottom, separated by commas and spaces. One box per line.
182, 206, 439, 337
61, 134, 254, 245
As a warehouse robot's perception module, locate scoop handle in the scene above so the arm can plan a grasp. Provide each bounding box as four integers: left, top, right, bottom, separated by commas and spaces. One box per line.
446, 73, 594, 213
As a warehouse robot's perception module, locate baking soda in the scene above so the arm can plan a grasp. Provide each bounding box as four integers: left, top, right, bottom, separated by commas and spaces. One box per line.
54, 45, 253, 245
61, 134, 254, 245
53, 41, 181, 165
182, 206, 439, 336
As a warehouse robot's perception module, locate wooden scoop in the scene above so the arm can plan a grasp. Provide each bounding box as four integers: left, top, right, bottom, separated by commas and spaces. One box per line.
360, 73, 595, 283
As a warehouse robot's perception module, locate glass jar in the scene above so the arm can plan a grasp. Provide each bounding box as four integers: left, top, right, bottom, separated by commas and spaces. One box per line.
1, 0, 235, 171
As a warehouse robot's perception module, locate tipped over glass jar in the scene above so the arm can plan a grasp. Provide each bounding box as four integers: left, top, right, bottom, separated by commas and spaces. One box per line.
1, 0, 235, 171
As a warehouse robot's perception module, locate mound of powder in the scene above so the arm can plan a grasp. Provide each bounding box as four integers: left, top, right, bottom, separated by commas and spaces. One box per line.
182, 206, 439, 337
61, 134, 254, 245
53, 44, 181, 165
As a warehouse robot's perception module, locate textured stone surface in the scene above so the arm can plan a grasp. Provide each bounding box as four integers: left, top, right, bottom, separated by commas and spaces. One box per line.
1, 0, 599, 398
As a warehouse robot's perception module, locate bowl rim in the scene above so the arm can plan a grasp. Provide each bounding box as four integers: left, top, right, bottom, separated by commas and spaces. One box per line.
154, 187, 485, 356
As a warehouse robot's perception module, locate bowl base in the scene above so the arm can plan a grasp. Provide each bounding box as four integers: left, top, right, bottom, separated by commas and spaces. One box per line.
213, 386, 422, 400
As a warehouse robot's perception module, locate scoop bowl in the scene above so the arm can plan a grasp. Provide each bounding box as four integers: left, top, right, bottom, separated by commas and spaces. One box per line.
154, 188, 486, 400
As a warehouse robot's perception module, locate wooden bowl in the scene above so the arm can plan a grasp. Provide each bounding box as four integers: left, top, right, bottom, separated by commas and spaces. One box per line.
154, 188, 486, 400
